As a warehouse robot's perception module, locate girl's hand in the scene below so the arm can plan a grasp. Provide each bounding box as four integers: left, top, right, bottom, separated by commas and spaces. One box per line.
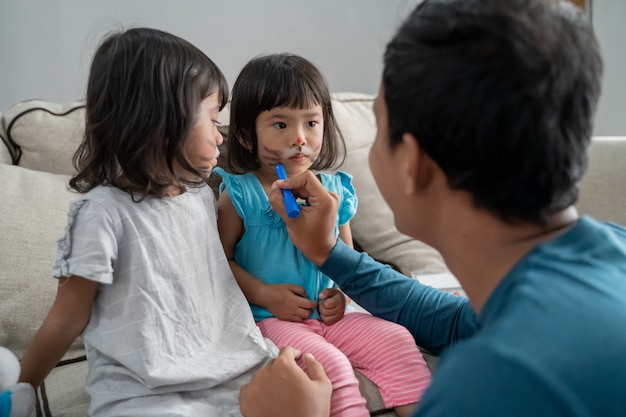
265, 284, 317, 322
318, 288, 346, 326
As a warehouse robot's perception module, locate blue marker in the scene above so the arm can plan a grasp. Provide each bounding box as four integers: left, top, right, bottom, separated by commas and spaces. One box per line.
275, 163, 300, 218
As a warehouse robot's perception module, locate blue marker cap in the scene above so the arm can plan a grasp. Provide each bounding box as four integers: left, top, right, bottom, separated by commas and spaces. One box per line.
275, 163, 300, 218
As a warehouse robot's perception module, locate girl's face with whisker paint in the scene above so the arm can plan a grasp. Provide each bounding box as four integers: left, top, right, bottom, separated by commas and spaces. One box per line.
254, 105, 324, 179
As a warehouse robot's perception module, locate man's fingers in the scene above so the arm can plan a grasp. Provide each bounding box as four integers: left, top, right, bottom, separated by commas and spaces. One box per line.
279, 171, 323, 198
270, 171, 330, 211
277, 346, 302, 363
268, 170, 340, 266
303, 353, 331, 385
240, 346, 331, 417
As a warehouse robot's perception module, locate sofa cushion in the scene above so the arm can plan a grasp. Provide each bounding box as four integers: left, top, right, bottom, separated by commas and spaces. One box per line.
330, 93, 447, 276
0, 163, 89, 416
34, 359, 89, 417
577, 137, 626, 227
0, 112, 14, 165
4, 100, 85, 175
0, 145, 10, 165
0, 164, 84, 360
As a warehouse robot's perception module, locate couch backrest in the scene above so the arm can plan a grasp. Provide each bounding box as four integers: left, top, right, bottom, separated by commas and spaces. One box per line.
577, 137, 626, 226
0, 111, 13, 165
3, 100, 86, 175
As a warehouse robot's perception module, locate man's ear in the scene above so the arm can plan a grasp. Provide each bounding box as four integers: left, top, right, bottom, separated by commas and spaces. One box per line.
402, 133, 433, 194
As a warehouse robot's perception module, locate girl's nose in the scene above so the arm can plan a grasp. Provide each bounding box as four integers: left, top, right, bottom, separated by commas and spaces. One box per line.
293, 136, 305, 146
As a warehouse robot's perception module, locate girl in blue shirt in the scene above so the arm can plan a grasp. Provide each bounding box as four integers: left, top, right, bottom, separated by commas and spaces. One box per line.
215, 53, 432, 417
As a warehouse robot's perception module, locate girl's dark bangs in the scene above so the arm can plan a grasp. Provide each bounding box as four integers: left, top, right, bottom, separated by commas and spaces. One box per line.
260, 73, 320, 111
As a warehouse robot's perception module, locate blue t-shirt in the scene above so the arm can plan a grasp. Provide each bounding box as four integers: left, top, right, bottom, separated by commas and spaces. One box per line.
323, 216, 626, 416
215, 168, 357, 321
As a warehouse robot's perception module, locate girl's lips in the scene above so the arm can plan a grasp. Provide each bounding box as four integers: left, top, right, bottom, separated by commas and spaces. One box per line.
281, 145, 316, 160
289, 153, 308, 162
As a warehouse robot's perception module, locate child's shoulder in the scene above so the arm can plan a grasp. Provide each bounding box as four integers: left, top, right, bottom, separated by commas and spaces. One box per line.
67, 186, 148, 221
213, 168, 257, 181
213, 168, 259, 193
213, 167, 258, 184
317, 171, 357, 214
72, 185, 127, 206
317, 171, 354, 191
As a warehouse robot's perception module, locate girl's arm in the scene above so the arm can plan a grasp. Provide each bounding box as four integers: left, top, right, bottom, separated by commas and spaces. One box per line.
217, 191, 316, 321
19, 275, 98, 388
336, 223, 353, 303
337, 223, 353, 249
216, 190, 264, 301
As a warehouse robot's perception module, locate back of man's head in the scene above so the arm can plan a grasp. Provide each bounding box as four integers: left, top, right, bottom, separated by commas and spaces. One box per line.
383, 0, 602, 225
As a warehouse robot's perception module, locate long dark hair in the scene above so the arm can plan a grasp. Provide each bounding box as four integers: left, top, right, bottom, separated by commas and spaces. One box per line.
227, 53, 345, 173
70, 27, 228, 199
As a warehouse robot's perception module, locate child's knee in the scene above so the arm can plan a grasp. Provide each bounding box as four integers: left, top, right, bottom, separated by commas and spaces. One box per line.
385, 321, 415, 342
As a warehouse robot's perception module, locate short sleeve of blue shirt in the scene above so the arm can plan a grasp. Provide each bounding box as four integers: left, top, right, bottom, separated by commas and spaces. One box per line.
214, 167, 248, 223
318, 171, 357, 226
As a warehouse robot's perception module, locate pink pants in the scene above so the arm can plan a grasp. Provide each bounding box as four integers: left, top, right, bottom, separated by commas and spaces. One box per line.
258, 312, 432, 417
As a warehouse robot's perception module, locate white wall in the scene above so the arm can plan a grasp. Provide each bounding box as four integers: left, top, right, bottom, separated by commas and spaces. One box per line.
0, 0, 420, 110
592, 0, 626, 136
0, 0, 623, 135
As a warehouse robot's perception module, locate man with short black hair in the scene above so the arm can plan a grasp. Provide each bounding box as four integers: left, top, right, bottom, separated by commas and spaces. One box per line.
240, 1, 626, 416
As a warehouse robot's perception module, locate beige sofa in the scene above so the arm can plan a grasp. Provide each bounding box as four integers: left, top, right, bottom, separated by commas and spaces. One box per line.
1, 92, 624, 416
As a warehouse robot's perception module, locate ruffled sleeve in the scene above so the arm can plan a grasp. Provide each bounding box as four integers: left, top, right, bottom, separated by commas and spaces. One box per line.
52, 196, 117, 284
335, 171, 358, 226
213, 167, 248, 223
53, 198, 87, 278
